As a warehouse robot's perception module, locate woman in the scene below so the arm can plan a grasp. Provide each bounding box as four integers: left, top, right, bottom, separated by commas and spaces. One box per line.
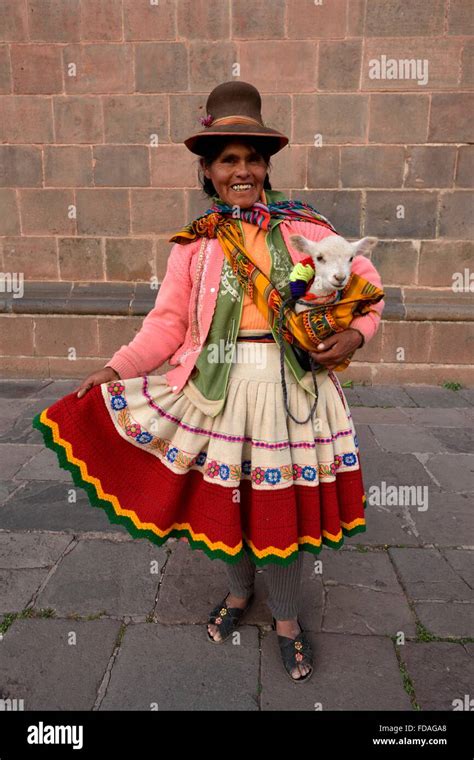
33, 81, 384, 683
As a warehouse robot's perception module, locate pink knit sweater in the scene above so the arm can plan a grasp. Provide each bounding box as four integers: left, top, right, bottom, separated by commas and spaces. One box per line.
106, 220, 385, 392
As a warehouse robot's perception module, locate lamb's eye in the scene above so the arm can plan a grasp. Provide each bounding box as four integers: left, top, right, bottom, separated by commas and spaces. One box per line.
316, 255, 324, 262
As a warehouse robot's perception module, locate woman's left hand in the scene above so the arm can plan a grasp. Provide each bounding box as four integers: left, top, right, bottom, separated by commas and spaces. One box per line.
308, 328, 364, 370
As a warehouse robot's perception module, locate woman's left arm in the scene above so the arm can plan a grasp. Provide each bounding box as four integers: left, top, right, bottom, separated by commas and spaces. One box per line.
348, 254, 385, 347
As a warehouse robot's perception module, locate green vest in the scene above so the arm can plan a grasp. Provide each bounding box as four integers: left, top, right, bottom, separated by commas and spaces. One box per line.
183, 189, 320, 416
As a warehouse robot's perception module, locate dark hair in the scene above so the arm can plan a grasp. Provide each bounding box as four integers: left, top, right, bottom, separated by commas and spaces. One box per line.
196, 135, 274, 198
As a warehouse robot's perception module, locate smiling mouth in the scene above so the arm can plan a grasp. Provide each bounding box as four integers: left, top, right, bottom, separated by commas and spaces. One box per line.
230, 184, 254, 192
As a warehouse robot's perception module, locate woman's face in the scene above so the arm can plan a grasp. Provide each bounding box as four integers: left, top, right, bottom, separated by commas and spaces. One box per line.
202, 141, 268, 208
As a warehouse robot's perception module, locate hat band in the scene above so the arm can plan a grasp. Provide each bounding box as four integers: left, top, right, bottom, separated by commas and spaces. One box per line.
207, 115, 264, 128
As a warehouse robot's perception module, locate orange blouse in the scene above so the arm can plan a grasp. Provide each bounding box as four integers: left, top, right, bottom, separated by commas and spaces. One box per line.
239, 219, 273, 330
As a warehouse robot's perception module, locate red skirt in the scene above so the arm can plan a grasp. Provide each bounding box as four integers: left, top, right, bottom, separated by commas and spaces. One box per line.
32, 340, 367, 568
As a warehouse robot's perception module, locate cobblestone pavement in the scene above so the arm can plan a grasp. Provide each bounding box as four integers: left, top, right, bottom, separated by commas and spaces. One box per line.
0, 379, 472, 711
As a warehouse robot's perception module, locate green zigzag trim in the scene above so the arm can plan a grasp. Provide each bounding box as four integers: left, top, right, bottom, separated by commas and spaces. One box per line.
32, 410, 367, 569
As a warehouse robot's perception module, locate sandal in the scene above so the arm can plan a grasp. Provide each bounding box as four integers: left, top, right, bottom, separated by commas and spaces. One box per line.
207, 592, 254, 644
272, 616, 314, 683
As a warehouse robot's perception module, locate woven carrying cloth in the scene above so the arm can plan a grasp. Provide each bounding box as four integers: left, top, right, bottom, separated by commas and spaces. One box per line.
32, 338, 367, 568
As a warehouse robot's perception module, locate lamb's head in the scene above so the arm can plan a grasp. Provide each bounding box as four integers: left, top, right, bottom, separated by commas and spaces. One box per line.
289, 234, 378, 293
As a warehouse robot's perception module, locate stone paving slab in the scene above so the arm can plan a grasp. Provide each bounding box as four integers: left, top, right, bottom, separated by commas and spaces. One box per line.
35, 538, 167, 618
0, 568, 51, 613
404, 387, 471, 408
340, 388, 360, 406
0, 479, 23, 506
15, 446, 74, 482
261, 633, 413, 711
389, 548, 474, 603
405, 491, 472, 548
0, 416, 38, 441
0, 399, 32, 422
353, 424, 381, 452
428, 427, 474, 454
0, 444, 43, 480
0, 480, 128, 534
370, 424, 447, 454
443, 549, 474, 587
35, 380, 81, 398
294, 556, 325, 632
423, 454, 474, 492
351, 407, 412, 424
355, 386, 418, 407
457, 388, 474, 405
0, 380, 52, 399
99, 622, 260, 711
0, 533, 72, 569
162, 539, 226, 577
353, 503, 422, 547
0, 618, 121, 710
318, 550, 417, 636
400, 642, 474, 711
414, 602, 474, 638
0, 398, 59, 445
320, 548, 404, 593
400, 407, 474, 427
324, 586, 417, 636
360, 451, 436, 491
0, 416, 22, 437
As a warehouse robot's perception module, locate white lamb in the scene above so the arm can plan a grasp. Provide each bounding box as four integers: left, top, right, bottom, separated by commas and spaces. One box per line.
288, 234, 379, 314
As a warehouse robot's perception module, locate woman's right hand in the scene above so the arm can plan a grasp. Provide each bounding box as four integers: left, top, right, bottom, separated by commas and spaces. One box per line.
74, 367, 120, 399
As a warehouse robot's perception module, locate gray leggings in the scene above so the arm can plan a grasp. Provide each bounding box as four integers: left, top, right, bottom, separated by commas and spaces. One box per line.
222, 549, 304, 619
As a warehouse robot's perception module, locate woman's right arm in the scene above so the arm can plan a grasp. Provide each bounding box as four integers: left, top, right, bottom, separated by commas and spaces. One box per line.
75, 241, 194, 397
105, 241, 193, 379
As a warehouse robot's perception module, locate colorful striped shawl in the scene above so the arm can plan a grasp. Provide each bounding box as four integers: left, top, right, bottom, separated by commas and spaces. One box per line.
170, 195, 338, 240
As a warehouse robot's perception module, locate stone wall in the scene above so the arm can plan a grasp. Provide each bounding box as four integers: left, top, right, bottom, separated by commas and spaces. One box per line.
0, 0, 473, 384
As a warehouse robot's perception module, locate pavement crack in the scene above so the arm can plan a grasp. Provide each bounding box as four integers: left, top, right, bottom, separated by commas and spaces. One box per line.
93, 621, 128, 710
26, 535, 78, 609
399, 503, 420, 539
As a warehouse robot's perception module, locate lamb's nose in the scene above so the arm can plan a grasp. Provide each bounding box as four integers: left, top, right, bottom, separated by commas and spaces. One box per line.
334, 274, 345, 283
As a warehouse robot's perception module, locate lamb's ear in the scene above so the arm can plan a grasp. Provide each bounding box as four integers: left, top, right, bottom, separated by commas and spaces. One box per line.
351, 236, 378, 257
288, 234, 318, 256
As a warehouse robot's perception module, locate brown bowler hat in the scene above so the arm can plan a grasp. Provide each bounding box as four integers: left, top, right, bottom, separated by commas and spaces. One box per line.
183, 80, 289, 156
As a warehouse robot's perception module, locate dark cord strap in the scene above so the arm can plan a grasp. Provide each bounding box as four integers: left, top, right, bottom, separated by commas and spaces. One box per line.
277, 296, 322, 425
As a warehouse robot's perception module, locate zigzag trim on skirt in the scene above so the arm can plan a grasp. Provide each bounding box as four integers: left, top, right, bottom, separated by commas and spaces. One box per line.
32, 407, 367, 568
